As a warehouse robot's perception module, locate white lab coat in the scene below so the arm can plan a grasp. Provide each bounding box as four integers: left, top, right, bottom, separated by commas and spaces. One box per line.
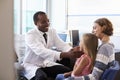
22, 27, 72, 79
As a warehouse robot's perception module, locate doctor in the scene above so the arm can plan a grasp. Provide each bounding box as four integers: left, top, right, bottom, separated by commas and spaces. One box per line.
22, 11, 82, 80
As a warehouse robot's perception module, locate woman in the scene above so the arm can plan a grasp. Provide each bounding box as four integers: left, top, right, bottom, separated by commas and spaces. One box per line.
65, 18, 114, 80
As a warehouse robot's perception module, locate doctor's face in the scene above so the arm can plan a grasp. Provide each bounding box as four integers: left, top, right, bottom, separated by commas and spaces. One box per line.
36, 14, 50, 32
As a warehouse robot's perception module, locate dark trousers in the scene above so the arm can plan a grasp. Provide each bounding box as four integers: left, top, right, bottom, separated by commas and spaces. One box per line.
30, 65, 71, 80
30, 58, 72, 80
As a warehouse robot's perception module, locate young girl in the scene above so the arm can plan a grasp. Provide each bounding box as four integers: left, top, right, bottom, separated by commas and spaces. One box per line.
55, 33, 98, 80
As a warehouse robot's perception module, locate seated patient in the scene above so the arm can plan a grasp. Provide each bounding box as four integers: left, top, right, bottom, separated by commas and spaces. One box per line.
55, 33, 98, 80
64, 18, 115, 80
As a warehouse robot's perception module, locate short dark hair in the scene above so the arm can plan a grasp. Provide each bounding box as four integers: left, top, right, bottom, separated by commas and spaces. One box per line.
94, 18, 113, 36
33, 11, 46, 25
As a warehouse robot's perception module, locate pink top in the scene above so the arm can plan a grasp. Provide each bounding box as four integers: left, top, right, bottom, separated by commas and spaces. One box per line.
71, 54, 92, 77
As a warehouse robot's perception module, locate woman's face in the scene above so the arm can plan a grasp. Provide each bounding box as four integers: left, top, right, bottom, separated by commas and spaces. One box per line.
92, 23, 103, 39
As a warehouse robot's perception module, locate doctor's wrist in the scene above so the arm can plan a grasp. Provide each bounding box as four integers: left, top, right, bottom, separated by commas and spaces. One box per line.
60, 52, 71, 59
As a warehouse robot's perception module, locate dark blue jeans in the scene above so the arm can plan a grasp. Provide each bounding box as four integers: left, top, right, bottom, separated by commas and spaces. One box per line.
31, 65, 71, 80
56, 74, 65, 80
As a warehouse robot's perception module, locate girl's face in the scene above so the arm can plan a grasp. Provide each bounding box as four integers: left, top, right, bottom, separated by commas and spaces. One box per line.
79, 37, 88, 54
92, 23, 103, 39
79, 37, 84, 52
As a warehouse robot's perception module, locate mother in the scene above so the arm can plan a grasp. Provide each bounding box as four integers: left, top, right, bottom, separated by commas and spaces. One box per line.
66, 17, 114, 80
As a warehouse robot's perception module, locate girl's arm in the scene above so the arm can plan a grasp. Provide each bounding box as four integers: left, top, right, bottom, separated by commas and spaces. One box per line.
64, 71, 72, 78
72, 56, 89, 76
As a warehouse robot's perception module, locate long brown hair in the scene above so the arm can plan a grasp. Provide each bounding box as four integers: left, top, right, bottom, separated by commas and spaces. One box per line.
82, 33, 98, 67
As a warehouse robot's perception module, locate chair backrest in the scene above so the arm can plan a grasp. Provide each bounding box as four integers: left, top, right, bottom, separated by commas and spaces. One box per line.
14, 34, 26, 63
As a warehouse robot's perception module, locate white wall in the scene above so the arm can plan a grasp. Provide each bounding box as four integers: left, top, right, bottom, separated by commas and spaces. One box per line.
110, 36, 120, 51
0, 0, 16, 80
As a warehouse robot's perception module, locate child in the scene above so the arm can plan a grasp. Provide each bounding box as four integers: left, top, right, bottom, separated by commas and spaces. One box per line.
55, 33, 98, 80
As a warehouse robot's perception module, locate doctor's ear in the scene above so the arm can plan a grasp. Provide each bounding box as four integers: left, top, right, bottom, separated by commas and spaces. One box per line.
36, 22, 42, 26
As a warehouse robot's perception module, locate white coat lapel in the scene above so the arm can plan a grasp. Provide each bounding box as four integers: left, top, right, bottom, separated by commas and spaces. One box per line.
36, 28, 47, 46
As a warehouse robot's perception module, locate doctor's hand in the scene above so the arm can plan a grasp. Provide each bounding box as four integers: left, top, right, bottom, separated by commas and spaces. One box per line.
69, 46, 84, 58
60, 46, 83, 59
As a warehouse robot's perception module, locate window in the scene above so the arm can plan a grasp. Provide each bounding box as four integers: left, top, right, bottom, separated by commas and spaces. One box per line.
14, 0, 120, 36
50, 0, 67, 32
14, 0, 47, 34
67, 0, 120, 36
